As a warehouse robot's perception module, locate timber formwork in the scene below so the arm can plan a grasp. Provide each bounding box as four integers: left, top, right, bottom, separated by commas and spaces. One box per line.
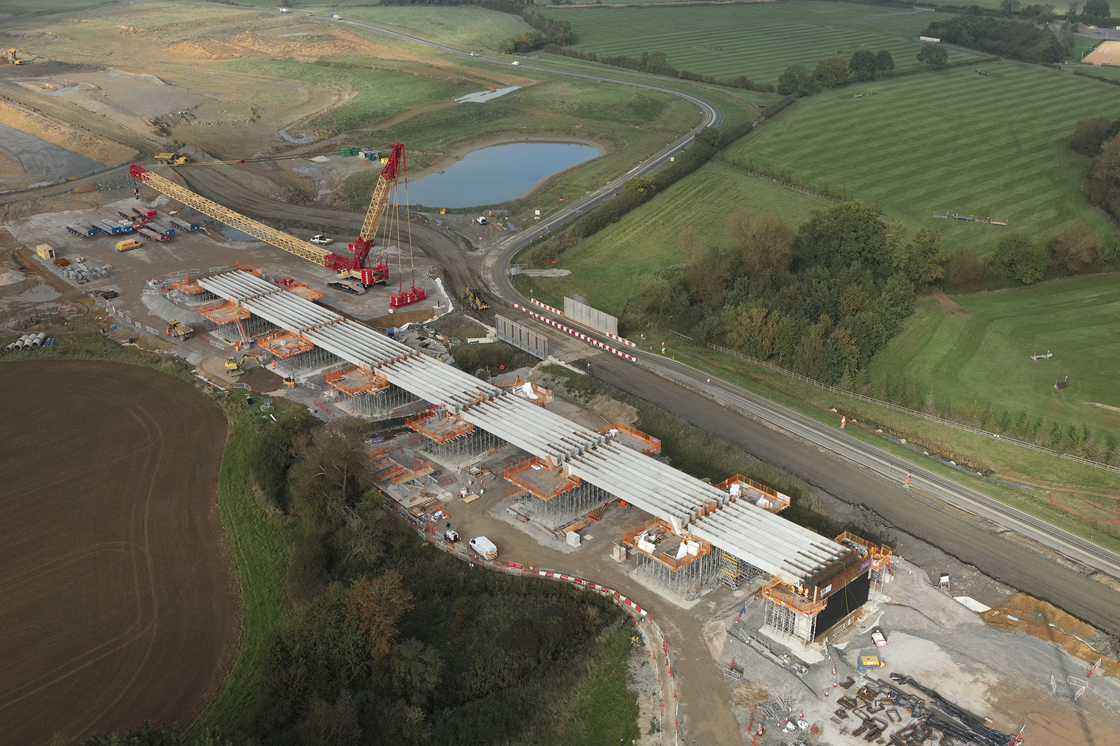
599, 421, 661, 456
715, 474, 791, 514
624, 518, 720, 599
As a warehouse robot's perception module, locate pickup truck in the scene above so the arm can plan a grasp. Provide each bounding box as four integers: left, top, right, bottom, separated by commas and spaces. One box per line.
310, 234, 333, 245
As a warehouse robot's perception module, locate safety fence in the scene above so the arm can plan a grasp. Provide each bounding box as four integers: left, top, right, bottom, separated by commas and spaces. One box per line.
385, 498, 681, 745
705, 343, 1120, 475
511, 303, 637, 362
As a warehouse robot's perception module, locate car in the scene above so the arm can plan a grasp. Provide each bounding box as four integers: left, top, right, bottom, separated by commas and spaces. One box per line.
310, 234, 333, 245
470, 52, 479, 57
100, 291, 119, 300
870, 628, 887, 647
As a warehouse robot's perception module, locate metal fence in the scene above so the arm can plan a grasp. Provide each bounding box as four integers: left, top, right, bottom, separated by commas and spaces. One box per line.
706, 344, 1120, 475
495, 315, 549, 359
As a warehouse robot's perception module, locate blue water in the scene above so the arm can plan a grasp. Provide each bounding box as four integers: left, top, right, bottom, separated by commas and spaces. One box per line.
400, 142, 597, 209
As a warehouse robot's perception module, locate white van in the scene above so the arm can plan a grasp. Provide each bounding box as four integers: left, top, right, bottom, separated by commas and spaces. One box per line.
469, 536, 498, 560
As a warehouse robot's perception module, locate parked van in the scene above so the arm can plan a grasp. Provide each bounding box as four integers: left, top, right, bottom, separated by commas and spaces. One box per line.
468, 536, 498, 560
116, 239, 142, 251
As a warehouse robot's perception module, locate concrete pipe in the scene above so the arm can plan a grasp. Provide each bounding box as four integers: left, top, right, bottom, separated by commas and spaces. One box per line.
4, 342, 15, 352
14, 335, 31, 350
30, 333, 46, 348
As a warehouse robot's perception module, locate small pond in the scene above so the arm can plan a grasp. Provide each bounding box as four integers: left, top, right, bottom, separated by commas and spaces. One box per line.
400, 141, 597, 209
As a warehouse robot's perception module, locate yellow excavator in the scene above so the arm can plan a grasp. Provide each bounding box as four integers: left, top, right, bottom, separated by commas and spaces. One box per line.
224, 357, 246, 377
4, 49, 22, 66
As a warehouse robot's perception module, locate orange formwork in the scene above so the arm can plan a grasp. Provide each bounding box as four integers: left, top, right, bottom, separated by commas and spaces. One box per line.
370, 450, 434, 484
274, 276, 324, 302
200, 301, 250, 324
256, 330, 315, 358
716, 474, 791, 514
406, 409, 474, 443
622, 517, 713, 570
326, 366, 390, 395
599, 421, 661, 456
504, 457, 581, 500
167, 273, 206, 295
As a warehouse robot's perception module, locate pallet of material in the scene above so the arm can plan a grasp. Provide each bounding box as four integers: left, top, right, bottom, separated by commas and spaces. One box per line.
461, 493, 480, 504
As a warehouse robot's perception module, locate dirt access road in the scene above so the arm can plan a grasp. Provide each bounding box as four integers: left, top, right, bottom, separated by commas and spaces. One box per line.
0, 361, 239, 745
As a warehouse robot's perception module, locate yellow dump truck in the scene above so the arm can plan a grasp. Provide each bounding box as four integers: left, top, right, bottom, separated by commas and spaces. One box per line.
35, 244, 56, 260
154, 152, 190, 165
116, 239, 142, 252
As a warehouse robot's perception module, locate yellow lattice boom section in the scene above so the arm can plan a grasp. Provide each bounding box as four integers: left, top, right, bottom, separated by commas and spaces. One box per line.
129, 166, 333, 267
360, 169, 394, 241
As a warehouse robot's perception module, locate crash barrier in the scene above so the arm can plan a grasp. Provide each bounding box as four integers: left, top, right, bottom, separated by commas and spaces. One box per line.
511, 303, 637, 362
386, 498, 680, 745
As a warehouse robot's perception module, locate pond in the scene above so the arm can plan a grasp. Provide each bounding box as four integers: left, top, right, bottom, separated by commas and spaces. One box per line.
399, 141, 598, 209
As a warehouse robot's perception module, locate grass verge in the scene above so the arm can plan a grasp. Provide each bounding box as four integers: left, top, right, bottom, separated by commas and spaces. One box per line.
657, 339, 1120, 549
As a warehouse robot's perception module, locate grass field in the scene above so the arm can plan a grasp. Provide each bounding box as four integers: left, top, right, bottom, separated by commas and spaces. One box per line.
865, 275, 1120, 448
725, 63, 1120, 257
307, 5, 533, 50
541, 0, 983, 83
225, 59, 478, 133
514, 162, 833, 314
1, 0, 116, 15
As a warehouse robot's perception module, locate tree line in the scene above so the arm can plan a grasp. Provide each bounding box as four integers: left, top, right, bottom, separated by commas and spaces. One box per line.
1072, 116, 1120, 223
542, 45, 777, 92
924, 13, 1071, 63
777, 49, 895, 96
79, 415, 633, 746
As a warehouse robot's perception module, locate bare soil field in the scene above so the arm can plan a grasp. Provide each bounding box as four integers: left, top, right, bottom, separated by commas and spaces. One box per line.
0, 361, 238, 746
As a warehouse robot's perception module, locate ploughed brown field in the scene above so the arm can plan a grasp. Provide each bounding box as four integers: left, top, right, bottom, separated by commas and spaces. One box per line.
0, 361, 239, 745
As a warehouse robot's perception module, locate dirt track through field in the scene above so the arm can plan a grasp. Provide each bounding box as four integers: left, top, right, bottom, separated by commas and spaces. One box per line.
0, 361, 238, 745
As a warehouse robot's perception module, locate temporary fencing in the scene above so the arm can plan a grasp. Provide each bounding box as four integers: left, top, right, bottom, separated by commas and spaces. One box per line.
385, 497, 680, 745
511, 303, 637, 362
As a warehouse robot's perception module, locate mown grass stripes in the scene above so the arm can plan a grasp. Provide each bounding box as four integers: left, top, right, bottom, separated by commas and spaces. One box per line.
543, 1, 983, 82
725, 64, 1119, 256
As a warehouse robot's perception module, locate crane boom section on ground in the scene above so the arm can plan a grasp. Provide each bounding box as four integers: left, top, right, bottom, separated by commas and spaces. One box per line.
128, 165, 332, 267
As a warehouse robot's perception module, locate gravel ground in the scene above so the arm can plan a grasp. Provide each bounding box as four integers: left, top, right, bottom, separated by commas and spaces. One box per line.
0, 123, 103, 190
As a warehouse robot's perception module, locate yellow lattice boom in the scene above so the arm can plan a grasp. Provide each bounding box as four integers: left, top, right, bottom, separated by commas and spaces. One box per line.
129, 166, 332, 267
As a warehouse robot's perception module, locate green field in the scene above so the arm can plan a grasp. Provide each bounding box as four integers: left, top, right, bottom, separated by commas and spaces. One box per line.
305, 5, 533, 49
725, 64, 1120, 257
225, 59, 478, 133
866, 275, 1120, 447
542, 1, 983, 83
0, 0, 116, 15
515, 162, 833, 315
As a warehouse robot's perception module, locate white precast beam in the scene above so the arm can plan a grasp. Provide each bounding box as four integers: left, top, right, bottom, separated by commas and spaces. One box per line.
567, 448, 697, 524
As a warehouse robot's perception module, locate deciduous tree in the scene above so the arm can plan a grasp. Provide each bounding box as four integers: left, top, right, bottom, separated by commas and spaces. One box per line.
849, 50, 878, 82
777, 64, 816, 95
876, 49, 895, 77
917, 43, 949, 70
907, 227, 949, 286
345, 572, 416, 660
1045, 220, 1101, 273
814, 56, 849, 87
991, 232, 1047, 283
726, 211, 794, 275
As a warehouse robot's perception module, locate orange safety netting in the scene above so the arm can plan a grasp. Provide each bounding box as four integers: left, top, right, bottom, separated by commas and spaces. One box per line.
503, 457, 581, 500
622, 517, 713, 570
326, 366, 390, 395
406, 409, 473, 443
200, 301, 250, 324
600, 421, 661, 456
256, 330, 315, 358
716, 474, 791, 514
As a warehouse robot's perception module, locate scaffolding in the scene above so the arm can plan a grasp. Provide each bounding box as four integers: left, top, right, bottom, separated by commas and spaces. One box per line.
504, 457, 613, 529
406, 410, 501, 461
720, 550, 766, 590
623, 518, 720, 598
599, 422, 661, 456
272, 345, 344, 378
835, 531, 894, 593
335, 384, 415, 419
764, 597, 816, 641
715, 474, 791, 514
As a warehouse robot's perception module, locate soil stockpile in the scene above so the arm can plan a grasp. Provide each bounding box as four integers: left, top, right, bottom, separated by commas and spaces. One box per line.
0, 360, 238, 745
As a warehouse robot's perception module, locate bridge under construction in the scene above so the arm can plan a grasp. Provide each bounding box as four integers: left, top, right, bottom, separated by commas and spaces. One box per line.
198, 267, 891, 643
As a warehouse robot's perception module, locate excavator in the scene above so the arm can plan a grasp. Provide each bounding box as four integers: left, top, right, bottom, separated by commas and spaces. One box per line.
128, 142, 411, 296
4, 48, 23, 66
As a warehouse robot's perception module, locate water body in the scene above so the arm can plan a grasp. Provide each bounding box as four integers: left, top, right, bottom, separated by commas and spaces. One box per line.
455, 86, 520, 104
279, 127, 317, 144
402, 142, 597, 209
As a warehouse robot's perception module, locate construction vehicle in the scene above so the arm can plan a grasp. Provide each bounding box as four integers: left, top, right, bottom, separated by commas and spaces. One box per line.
4, 48, 22, 65
464, 286, 490, 311
129, 143, 415, 297
241, 353, 262, 366
154, 152, 190, 165
225, 357, 246, 376
166, 321, 194, 340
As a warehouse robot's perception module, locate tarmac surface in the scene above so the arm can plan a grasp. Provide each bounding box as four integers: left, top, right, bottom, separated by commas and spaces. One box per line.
0, 360, 239, 746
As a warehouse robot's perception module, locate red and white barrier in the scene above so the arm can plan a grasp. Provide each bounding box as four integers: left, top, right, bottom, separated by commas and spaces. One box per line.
531, 298, 563, 316
512, 303, 637, 362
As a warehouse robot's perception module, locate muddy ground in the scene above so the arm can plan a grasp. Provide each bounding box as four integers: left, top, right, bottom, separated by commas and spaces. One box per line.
0, 360, 238, 746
